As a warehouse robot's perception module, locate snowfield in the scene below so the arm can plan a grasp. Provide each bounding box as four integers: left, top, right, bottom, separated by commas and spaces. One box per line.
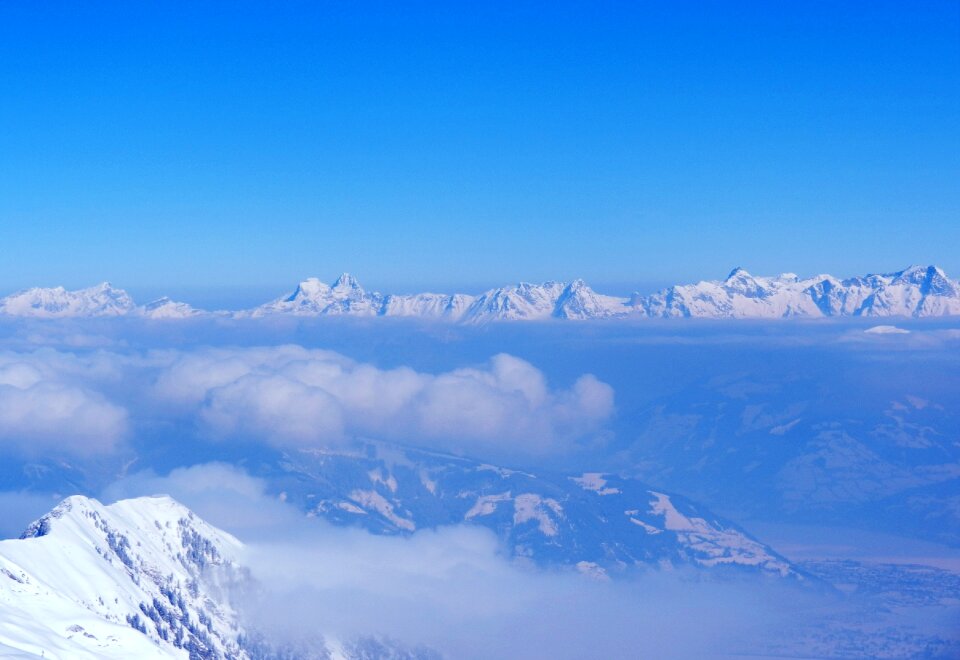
0, 495, 247, 659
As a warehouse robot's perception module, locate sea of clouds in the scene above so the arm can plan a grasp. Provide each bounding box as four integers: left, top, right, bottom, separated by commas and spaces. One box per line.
0, 316, 958, 656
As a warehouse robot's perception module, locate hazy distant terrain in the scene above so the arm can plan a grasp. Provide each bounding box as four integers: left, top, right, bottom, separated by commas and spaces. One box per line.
0, 312, 957, 657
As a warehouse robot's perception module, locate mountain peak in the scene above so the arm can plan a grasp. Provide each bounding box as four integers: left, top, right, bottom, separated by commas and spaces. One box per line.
19, 495, 102, 538
917, 264, 946, 278
725, 266, 752, 281
333, 272, 362, 290
888, 264, 949, 285
288, 277, 330, 299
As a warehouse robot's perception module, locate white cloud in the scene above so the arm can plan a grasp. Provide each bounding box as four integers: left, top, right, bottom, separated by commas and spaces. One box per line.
0, 351, 128, 454
201, 373, 347, 446
153, 346, 614, 455
0, 344, 613, 458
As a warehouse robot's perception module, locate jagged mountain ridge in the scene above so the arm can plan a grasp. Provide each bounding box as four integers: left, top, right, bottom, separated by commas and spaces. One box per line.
0, 283, 204, 320
637, 265, 960, 318
0, 282, 138, 318
266, 443, 802, 580
1, 265, 957, 320
0, 495, 249, 659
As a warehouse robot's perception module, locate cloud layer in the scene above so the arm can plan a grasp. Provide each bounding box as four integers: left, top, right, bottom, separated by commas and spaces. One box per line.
156, 346, 613, 453
0, 346, 614, 458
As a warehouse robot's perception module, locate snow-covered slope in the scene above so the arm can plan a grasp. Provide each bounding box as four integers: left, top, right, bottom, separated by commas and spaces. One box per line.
553, 279, 631, 320
380, 292, 473, 319
2, 265, 957, 320
461, 281, 568, 321
269, 444, 802, 580
0, 495, 247, 659
249, 275, 634, 321
0, 495, 438, 659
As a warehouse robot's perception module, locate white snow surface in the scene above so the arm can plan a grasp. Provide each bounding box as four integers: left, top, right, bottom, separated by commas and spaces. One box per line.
512, 494, 564, 537
0, 496, 410, 659
347, 489, 416, 531
0, 495, 247, 659
647, 492, 792, 576
570, 473, 621, 495
464, 492, 513, 520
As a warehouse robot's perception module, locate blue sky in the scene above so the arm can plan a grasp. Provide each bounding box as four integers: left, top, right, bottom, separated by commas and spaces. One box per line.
0, 1, 957, 299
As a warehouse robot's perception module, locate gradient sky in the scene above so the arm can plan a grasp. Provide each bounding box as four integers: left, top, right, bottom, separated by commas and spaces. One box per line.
0, 1, 957, 299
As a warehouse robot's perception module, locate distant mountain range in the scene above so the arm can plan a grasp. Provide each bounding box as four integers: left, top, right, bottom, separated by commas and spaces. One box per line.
1, 265, 958, 320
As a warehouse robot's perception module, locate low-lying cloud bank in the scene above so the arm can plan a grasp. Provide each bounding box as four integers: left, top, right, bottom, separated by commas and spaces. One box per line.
100, 463, 807, 660
0, 346, 613, 459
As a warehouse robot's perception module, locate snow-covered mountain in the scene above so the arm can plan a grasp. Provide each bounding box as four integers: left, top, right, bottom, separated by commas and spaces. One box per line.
636, 264, 960, 318
251, 273, 384, 317
0, 283, 137, 318
0, 495, 249, 659
242, 276, 627, 321
2, 265, 957, 320
247, 265, 960, 320
0, 284, 200, 320
0, 495, 439, 659
265, 443, 802, 580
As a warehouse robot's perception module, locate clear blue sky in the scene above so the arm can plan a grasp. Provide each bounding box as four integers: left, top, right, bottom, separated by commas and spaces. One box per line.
0, 1, 957, 299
